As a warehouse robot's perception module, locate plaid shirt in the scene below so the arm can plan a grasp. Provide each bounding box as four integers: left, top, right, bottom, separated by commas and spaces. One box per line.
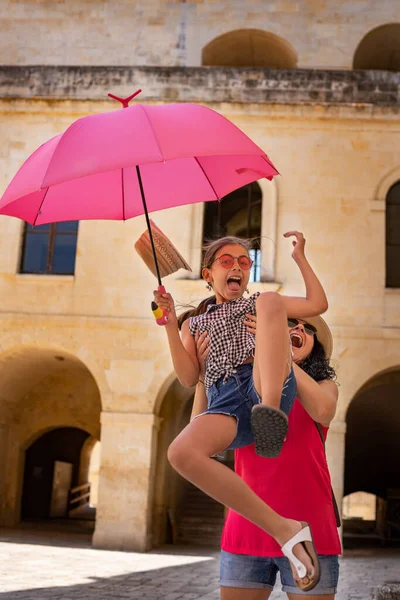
189, 293, 260, 391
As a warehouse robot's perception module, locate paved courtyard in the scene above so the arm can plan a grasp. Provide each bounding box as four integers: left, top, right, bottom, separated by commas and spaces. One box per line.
0, 529, 399, 599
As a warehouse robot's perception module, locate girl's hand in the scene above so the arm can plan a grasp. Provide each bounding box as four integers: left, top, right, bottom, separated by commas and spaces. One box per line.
153, 289, 177, 326
284, 231, 306, 262
244, 313, 257, 335
195, 330, 210, 378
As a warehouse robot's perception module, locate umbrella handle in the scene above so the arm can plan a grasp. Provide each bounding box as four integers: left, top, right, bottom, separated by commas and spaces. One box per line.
151, 285, 169, 326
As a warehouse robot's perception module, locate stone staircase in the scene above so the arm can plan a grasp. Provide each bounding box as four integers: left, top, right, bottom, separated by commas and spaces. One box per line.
176, 482, 226, 546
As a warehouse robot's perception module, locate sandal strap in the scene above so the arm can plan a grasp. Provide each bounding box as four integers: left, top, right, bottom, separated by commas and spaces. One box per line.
281, 525, 312, 579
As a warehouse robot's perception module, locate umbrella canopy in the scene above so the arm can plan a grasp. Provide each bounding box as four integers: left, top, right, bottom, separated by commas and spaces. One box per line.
0, 101, 278, 226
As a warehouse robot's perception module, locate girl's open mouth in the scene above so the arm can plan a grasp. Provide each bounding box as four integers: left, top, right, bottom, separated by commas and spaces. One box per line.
227, 276, 241, 292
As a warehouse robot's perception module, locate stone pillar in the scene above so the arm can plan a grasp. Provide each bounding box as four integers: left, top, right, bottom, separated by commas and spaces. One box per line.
326, 420, 346, 533
0, 423, 21, 527
92, 411, 161, 552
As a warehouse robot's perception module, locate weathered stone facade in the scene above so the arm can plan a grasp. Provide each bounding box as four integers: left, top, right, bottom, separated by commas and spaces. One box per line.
0, 0, 398, 69
0, 0, 399, 552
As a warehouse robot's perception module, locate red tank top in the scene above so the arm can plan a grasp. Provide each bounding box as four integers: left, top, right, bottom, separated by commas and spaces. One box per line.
221, 399, 342, 556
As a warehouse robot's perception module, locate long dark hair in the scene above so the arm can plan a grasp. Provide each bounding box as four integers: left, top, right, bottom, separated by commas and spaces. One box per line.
177, 236, 252, 330
299, 335, 336, 382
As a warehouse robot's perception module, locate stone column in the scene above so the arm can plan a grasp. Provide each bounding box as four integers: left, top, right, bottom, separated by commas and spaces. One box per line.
326, 420, 347, 533
92, 411, 161, 552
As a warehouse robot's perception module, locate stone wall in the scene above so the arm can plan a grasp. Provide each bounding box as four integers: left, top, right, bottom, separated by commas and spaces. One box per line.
0, 0, 398, 69
1, 65, 400, 106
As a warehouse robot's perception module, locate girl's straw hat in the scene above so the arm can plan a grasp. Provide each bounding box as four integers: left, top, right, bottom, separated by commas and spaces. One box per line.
135, 220, 192, 278
305, 315, 333, 359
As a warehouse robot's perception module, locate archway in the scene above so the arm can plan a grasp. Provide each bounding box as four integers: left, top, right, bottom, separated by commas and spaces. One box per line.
152, 376, 229, 547
22, 427, 90, 520
0, 346, 101, 529
344, 368, 400, 546
353, 24, 400, 71
202, 29, 297, 68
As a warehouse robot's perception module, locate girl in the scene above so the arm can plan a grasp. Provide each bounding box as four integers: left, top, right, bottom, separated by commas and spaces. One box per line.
153, 231, 328, 591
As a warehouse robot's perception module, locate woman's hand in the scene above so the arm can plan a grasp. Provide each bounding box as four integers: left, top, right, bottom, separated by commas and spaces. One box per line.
195, 330, 210, 378
243, 313, 257, 335
153, 289, 177, 326
283, 231, 306, 262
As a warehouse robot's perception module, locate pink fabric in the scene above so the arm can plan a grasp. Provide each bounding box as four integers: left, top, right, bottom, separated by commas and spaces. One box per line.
221, 399, 342, 557
0, 103, 279, 226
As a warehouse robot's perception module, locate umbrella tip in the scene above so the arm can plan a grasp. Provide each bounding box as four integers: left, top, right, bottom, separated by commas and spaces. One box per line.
107, 90, 142, 108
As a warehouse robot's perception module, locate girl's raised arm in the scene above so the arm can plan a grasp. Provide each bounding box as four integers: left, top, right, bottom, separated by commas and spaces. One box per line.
281, 231, 328, 319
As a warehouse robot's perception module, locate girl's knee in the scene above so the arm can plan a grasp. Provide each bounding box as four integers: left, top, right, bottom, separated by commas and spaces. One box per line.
168, 437, 194, 472
257, 291, 285, 313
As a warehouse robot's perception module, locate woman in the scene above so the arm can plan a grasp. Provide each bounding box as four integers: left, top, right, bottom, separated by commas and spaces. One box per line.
192, 315, 341, 599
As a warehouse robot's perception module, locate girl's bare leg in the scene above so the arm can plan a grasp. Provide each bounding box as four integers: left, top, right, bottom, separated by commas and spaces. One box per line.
168, 414, 315, 586
221, 588, 272, 600
253, 292, 291, 407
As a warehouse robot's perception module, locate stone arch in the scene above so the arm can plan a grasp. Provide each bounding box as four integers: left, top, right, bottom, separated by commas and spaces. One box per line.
202, 29, 297, 68
151, 376, 194, 547
0, 345, 101, 527
375, 166, 400, 203
151, 374, 229, 548
353, 24, 400, 71
344, 367, 400, 501
343, 367, 400, 544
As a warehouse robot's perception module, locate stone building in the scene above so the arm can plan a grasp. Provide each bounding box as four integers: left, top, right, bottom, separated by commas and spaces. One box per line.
0, 0, 399, 551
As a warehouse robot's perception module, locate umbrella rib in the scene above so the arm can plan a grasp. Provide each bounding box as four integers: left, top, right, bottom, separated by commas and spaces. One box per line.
121, 168, 125, 221
194, 157, 219, 201
138, 105, 165, 161
33, 187, 50, 227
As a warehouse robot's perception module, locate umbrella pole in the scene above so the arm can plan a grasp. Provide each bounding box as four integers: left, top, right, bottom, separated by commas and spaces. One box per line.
135, 165, 162, 287
136, 166, 169, 326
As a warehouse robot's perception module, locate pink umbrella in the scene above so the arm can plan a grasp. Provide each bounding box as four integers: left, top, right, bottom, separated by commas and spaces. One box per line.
0, 91, 279, 323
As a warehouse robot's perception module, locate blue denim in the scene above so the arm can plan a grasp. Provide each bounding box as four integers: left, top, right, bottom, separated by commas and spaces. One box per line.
220, 550, 340, 595
202, 362, 297, 450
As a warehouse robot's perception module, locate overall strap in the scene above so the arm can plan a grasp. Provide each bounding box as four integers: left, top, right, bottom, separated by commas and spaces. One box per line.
314, 421, 341, 528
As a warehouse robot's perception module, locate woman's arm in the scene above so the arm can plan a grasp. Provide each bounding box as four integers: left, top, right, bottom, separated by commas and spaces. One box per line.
154, 290, 199, 387
281, 232, 329, 319
191, 382, 208, 420
292, 363, 338, 427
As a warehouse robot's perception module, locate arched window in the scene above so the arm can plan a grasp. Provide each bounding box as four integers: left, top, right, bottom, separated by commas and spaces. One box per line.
203, 183, 262, 282
386, 181, 400, 287
202, 29, 297, 69
20, 221, 79, 275
353, 24, 400, 71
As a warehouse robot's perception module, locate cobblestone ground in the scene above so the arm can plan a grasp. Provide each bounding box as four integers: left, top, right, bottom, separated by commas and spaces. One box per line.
0, 529, 399, 599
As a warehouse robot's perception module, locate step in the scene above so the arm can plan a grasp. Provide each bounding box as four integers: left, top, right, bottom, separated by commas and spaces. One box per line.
180, 516, 224, 525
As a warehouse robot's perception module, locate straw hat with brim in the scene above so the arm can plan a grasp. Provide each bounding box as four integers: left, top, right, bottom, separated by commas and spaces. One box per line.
134, 220, 192, 279
303, 315, 333, 359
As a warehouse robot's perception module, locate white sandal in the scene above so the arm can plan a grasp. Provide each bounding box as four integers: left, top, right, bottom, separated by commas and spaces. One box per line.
281, 522, 321, 592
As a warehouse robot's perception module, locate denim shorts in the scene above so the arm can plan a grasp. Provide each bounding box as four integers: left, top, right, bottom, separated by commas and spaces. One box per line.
220, 550, 339, 595
202, 362, 297, 450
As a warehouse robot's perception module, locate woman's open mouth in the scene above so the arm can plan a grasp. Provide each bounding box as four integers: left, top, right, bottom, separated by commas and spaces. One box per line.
290, 332, 304, 348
